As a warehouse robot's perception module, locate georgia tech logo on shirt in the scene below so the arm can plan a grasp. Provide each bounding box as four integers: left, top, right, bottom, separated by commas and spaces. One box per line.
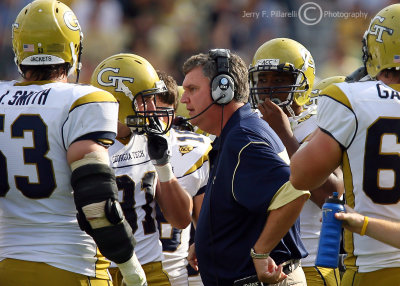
64, 11, 81, 31
97, 67, 134, 92
111, 150, 145, 163
179, 145, 195, 155
368, 15, 393, 43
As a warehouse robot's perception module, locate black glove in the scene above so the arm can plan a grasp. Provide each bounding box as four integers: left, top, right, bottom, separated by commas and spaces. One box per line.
147, 133, 171, 166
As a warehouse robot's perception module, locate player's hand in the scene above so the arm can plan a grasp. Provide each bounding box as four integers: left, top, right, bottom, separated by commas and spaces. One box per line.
258, 99, 293, 139
187, 243, 199, 271
252, 256, 287, 284
147, 133, 171, 166
335, 204, 364, 234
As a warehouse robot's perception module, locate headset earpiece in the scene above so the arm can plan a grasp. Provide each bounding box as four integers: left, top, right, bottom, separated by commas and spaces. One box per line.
209, 49, 235, 105
210, 74, 235, 104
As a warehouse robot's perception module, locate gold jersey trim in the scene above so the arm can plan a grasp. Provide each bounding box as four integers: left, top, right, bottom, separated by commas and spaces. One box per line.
232, 141, 267, 201
95, 247, 111, 279
321, 84, 353, 111
342, 150, 358, 270
70, 91, 117, 112
389, 84, 400, 91
183, 144, 212, 176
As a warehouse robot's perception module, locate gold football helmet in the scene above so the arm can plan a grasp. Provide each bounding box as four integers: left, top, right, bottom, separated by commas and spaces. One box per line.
90, 53, 173, 135
362, 4, 400, 78
12, 0, 83, 79
249, 38, 315, 110
306, 76, 346, 108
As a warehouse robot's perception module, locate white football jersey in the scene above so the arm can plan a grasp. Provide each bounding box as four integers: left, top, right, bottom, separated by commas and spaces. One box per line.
290, 104, 322, 267
290, 103, 317, 143
108, 134, 162, 266
0, 80, 118, 278
158, 129, 211, 284
318, 80, 400, 272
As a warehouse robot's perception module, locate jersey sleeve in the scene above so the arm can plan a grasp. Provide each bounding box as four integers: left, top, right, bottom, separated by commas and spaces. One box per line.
232, 140, 291, 214
62, 90, 118, 149
170, 130, 212, 197
317, 84, 357, 149
177, 159, 209, 197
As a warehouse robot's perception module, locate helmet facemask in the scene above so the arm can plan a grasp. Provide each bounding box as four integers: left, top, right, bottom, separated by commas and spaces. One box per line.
249, 63, 309, 116
123, 81, 174, 135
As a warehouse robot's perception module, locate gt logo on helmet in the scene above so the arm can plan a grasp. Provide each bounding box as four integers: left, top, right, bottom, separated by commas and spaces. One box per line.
368, 15, 394, 43
64, 11, 80, 31
300, 48, 315, 73
96, 67, 134, 92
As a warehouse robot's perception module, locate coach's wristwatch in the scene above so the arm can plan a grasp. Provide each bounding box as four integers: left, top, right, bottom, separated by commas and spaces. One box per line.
250, 248, 270, 259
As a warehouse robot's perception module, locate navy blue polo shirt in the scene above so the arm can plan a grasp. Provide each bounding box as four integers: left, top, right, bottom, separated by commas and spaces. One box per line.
195, 103, 307, 286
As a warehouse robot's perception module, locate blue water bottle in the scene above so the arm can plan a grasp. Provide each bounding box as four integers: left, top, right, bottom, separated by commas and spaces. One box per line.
315, 192, 345, 268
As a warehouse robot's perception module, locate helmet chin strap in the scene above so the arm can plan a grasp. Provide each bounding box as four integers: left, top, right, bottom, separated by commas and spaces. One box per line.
270, 92, 296, 118
68, 42, 77, 78
285, 104, 296, 118
15, 57, 24, 78
271, 98, 281, 105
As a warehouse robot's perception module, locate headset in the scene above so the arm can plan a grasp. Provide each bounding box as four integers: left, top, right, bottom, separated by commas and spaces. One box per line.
181, 49, 235, 123
209, 49, 235, 105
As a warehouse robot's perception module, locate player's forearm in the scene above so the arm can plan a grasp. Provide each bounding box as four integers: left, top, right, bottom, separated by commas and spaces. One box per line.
192, 194, 204, 226
253, 194, 308, 254
364, 217, 400, 249
290, 131, 342, 190
336, 207, 400, 249
157, 179, 192, 229
276, 132, 300, 158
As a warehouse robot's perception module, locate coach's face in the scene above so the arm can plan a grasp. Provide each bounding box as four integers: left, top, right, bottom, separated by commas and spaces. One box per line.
181, 66, 220, 134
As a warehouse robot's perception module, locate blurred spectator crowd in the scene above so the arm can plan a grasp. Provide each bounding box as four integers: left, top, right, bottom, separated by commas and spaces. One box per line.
0, 0, 397, 84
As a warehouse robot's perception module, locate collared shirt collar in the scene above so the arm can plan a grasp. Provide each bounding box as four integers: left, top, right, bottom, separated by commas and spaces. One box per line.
209, 103, 253, 166
219, 103, 253, 143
